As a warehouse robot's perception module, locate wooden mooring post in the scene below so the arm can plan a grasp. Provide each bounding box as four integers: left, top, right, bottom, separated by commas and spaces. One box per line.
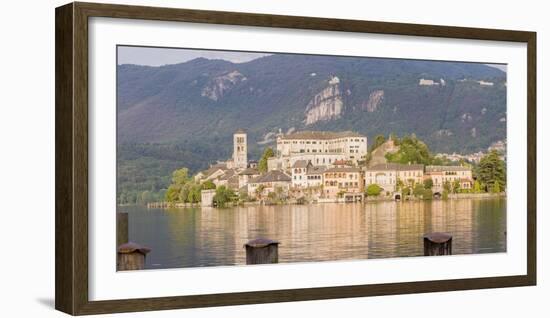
117, 212, 128, 248
244, 238, 279, 265
117, 242, 151, 271
423, 232, 452, 256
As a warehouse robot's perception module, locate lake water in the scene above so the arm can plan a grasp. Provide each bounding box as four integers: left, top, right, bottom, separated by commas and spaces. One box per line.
122, 198, 506, 269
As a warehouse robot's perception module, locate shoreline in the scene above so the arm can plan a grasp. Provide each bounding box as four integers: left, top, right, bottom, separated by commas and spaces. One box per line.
143, 192, 505, 209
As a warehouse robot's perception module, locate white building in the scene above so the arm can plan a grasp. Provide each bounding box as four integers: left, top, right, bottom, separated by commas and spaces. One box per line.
305, 165, 326, 188
419, 78, 438, 86
269, 130, 367, 172
291, 160, 311, 188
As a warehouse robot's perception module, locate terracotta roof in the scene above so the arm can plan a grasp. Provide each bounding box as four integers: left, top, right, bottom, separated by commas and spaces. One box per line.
280, 130, 365, 140
219, 169, 237, 181
238, 168, 260, 175
250, 170, 291, 183
333, 159, 351, 166
368, 163, 424, 171
306, 166, 326, 175
426, 165, 470, 172
325, 167, 362, 173
204, 166, 227, 178
292, 160, 310, 168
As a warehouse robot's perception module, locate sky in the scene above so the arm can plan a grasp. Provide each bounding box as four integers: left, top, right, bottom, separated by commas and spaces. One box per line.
117, 46, 270, 66
117, 46, 507, 72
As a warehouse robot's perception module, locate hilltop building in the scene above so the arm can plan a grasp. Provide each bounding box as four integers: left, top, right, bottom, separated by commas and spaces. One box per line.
268, 130, 367, 172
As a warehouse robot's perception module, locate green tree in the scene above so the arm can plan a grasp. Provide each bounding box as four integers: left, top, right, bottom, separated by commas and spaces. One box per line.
201, 180, 216, 190
165, 185, 180, 202
370, 134, 386, 152
385, 134, 433, 165
365, 184, 383, 196
413, 183, 425, 197
139, 190, 154, 205
396, 178, 404, 191
179, 183, 191, 202
477, 150, 506, 191
492, 180, 502, 193
171, 167, 190, 186
473, 180, 482, 193
258, 147, 275, 173
422, 188, 433, 200
213, 186, 236, 208
187, 183, 202, 203
443, 180, 451, 193
423, 178, 433, 189
165, 167, 192, 203
452, 180, 460, 193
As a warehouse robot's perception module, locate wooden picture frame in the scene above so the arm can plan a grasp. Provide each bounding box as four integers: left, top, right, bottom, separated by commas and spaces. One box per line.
55, 2, 536, 315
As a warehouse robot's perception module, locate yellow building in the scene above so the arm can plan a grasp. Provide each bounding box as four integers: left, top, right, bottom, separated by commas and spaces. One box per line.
365, 163, 424, 193
425, 165, 473, 192
322, 166, 364, 200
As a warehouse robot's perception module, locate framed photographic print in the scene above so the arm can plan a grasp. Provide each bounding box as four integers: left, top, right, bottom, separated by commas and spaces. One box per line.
55, 2, 536, 315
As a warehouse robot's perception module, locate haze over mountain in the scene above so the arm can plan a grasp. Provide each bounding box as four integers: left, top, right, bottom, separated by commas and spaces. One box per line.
116, 53, 506, 197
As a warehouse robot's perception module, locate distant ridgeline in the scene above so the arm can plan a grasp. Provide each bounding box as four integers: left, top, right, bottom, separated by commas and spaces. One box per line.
116, 54, 506, 204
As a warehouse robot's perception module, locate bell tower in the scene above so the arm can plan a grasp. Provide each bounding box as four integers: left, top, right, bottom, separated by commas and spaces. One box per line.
233, 129, 247, 169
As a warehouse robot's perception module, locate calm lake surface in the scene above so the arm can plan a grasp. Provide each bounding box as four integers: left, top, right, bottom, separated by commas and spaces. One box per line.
122, 198, 506, 269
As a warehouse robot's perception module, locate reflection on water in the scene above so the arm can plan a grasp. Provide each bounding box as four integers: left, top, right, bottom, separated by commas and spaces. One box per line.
122, 198, 506, 269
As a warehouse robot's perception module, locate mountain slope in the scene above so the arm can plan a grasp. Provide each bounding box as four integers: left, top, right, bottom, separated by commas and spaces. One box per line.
116, 54, 506, 197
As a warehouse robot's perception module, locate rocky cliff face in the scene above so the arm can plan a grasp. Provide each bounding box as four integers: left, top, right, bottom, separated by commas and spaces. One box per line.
304, 77, 344, 125
201, 70, 246, 101
362, 90, 384, 112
